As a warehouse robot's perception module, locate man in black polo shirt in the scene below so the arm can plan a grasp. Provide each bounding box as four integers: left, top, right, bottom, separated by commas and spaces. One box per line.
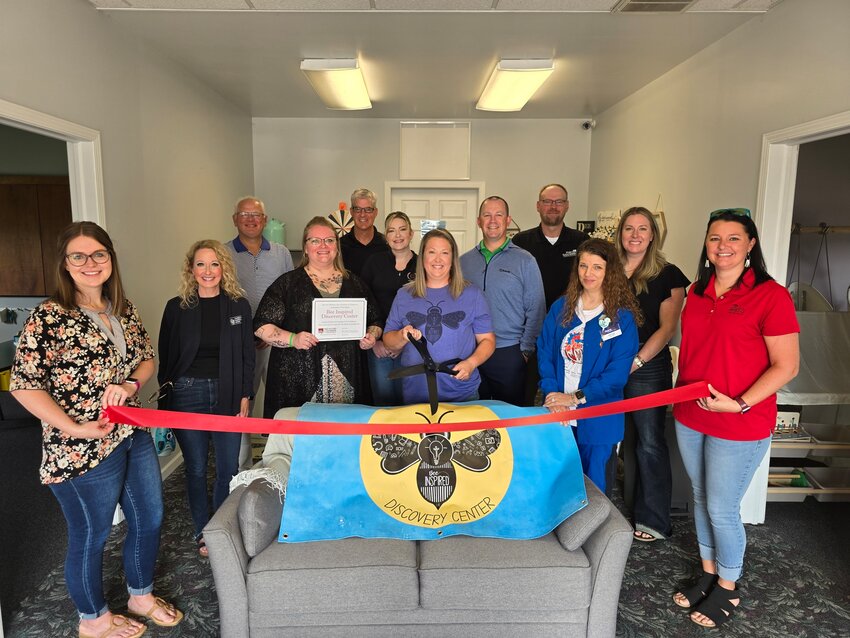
339, 187, 389, 276
512, 183, 589, 310
512, 183, 588, 405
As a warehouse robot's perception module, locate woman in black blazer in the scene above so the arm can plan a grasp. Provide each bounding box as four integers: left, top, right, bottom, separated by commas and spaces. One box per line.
158, 239, 254, 556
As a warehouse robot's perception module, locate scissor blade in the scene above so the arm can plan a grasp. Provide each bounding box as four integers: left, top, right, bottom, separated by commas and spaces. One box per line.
388, 364, 426, 380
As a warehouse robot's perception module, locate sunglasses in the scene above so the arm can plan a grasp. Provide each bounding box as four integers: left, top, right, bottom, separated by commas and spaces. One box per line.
709, 208, 751, 219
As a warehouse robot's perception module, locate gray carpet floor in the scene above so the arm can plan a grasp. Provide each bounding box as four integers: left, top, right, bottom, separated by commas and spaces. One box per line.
4, 464, 850, 637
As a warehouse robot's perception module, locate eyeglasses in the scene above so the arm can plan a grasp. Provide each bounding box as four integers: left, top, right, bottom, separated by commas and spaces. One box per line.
709, 208, 751, 219
540, 199, 567, 207
65, 250, 111, 266
236, 211, 265, 219
350, 206, 376, 214
306, 237, 338, 247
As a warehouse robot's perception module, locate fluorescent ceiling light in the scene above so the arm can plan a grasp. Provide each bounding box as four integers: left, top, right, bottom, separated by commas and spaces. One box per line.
476, 59, 555, 112
300, 59, 372, 110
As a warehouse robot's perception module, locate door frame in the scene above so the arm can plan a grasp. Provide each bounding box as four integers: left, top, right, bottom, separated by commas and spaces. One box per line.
0, 97, 105, 227
384, 180, 486, 247
756, 109, 850, 283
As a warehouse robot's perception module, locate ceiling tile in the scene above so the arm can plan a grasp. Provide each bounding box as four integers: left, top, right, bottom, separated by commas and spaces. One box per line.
126, 0, 251, 7
375, 0, 493, 9
88, 0, 132, 7
496, 0, 617, 10
252, 0, 372, 8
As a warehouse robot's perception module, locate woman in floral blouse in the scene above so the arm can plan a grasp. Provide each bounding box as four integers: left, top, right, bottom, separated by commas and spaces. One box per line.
11, 222, 181, 638
537, 238, 640, 495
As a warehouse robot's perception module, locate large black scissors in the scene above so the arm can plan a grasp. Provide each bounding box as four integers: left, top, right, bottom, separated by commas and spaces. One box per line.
387, 333, 460, 415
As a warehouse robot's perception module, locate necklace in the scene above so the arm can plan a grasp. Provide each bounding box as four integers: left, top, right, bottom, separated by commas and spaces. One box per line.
306, 266, 342, 293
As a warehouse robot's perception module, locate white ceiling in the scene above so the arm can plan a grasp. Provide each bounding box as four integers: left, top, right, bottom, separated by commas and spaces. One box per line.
89, 0, 784, 118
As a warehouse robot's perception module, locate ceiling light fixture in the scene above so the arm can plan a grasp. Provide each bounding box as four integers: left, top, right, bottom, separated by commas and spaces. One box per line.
300, 59, 372, 110
476, 59, 555, 112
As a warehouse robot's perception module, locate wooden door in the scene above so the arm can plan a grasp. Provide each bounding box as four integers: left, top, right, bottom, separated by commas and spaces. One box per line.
0, 176, 72, 296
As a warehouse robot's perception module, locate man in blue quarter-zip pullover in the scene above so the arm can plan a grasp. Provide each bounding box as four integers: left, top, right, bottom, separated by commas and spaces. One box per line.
461, 196, 545, 406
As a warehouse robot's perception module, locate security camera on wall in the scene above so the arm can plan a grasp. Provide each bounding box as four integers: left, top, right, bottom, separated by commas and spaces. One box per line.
581, 120, 596, 130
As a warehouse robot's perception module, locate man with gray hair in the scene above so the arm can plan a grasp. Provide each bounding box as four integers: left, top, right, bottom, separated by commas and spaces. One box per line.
339, 187, 389, 277
225, 196, 293, 464
460, 195, 545, 406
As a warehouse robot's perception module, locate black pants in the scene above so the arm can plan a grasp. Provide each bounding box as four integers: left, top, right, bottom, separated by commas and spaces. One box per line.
478, 344, 526, 406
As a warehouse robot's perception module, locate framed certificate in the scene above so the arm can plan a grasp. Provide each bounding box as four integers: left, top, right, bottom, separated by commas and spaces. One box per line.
312, 298, 367, 342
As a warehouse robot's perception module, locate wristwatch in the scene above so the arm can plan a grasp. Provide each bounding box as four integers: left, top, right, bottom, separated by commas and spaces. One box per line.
125, 377, 141, 393
574, 389, 587, 405
735, 396, 751, 414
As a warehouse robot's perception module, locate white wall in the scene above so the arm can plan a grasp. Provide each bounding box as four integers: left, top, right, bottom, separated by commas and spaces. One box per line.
587, 0, 850, 280
0, 0, 254, 343
253, 117, 592, 249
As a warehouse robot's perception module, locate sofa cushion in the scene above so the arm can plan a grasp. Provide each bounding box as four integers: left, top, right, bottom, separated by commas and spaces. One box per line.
554, 476, 611, 551
248, 538, 419, 614
418, 533, 590, 611
238, 479, 284, 557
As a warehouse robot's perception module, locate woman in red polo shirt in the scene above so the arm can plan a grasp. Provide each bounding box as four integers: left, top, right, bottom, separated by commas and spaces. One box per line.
671, 209, 799, 628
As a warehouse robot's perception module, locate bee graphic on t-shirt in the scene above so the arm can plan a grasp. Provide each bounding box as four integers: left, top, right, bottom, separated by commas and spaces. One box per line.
406, 301, 466, 344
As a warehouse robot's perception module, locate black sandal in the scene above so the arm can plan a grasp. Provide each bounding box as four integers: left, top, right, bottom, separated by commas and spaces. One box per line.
197, 536, 209, 557
673, 572, 718, 608
690, 583, 739, 628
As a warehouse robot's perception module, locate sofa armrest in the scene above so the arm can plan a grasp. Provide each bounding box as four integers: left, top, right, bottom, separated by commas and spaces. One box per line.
204, 484, 250, 638
580, 480, 634, 638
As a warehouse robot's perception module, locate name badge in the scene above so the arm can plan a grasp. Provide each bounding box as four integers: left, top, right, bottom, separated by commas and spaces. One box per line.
229, 316, 242, 326
600, 322, 622, 341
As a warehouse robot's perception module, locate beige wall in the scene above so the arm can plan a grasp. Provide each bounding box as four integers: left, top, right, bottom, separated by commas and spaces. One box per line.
0, 0, 254, 338
252, 117, 593, 249
587, 0, 850, 279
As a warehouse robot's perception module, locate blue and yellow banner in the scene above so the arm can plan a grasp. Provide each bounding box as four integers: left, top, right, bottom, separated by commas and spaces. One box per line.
279, 400, 587, 542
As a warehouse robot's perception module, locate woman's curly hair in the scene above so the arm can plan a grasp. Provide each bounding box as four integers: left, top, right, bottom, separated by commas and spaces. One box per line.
178, 239, 245, 308
561, 238, 643, 326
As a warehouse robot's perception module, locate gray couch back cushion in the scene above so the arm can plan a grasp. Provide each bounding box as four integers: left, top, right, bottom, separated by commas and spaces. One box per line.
238, 480, 284, 557
555, 477, 611, 551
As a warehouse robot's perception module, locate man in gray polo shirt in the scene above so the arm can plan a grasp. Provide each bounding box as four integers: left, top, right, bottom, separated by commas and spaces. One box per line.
225, 196, 293, 464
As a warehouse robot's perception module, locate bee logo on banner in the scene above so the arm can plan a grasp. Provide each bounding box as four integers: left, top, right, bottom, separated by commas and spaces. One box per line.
363, 406, 511, 528
279, 401, 587, 543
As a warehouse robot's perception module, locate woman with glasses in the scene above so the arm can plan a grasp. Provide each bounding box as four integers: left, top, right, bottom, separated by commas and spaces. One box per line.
537, 238, 640, 495
157, 239, 254, 557
360, 211, 418, 405
11, 221, 182, 638
383, 229, 495, 404
672, 209, 799, 628
615, 208, 690, 543
254, 216, 381, 416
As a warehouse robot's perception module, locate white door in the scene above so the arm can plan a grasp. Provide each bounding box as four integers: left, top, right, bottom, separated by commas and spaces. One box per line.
386, 182, 485, 254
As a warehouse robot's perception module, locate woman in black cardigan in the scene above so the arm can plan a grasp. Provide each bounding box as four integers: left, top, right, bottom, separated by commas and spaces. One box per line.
158, 239, 254, 556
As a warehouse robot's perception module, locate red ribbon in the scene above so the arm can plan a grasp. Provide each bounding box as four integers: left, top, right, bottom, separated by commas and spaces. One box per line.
106, 381, 708, 436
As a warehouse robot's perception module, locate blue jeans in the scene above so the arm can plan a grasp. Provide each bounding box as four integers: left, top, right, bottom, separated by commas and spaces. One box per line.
675, 421, 770, 582
170, 377, 241, 539
49, 430, 163, 619
624, 355, 673, 538
368, 350, 402, 406
478, 344, 527, 406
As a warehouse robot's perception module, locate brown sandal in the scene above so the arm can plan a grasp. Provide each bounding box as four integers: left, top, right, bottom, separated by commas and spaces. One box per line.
79, 614, 146, 638
128, 596, 183, 628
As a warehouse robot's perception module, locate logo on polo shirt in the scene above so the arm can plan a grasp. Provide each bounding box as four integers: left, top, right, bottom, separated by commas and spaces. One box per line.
728, 304, 745, 315
229, 316, 242, 325
562, 250, 577, 258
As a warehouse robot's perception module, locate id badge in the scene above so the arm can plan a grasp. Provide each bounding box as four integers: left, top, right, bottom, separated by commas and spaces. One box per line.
601, 322, 622, 341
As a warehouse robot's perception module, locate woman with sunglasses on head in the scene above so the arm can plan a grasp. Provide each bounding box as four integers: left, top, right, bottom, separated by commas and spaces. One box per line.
158, 240, 254, 557
360, 211, 418, 405
11, 221, 181, 638
254, 216, 382, 416
672, 208, 799, 628
616, 208, 691, 543
537, 238, 640, 496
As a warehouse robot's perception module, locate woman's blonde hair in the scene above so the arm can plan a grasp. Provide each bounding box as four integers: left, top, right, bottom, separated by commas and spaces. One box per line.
408, 229, 466, 299
178, 239, 244, 308
615, 207, 668, 295
561, 238, 643, 326
298, 216, 349, 277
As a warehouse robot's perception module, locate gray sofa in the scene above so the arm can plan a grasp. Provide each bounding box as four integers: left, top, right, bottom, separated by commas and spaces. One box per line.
205, 469, 633, 637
